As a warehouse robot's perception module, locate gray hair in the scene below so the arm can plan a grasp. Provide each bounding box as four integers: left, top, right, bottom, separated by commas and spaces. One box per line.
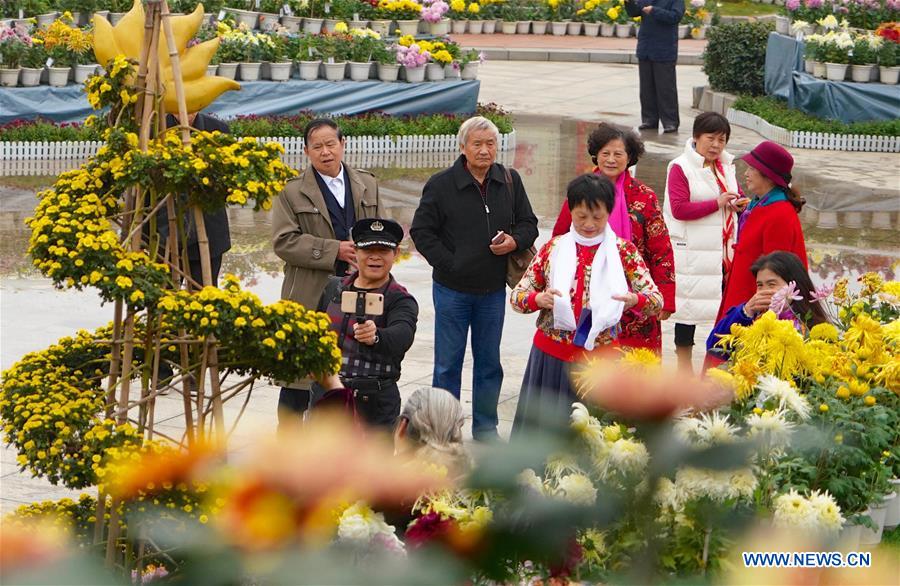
400, 387, 470, 475
457, 115, 501, 149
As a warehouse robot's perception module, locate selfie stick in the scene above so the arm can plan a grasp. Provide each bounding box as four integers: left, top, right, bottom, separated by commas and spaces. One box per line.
353, 291, 367, 325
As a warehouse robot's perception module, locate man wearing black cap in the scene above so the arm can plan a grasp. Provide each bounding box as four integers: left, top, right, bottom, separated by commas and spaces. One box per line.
309, 217, 418, 428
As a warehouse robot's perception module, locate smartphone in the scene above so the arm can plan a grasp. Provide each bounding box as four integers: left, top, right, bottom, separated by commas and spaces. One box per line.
491, 231, 505, 245
340, 291, 384, 316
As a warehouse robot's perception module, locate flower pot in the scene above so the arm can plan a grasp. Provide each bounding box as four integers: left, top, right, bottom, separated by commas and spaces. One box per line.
12, 18, 33, 31
370, 19, 392, 36
323, 61, 346, 81
108, 12, 126, 25
429, 18, 450, 35
690, 25, 706, 39
239, 62, 262, 81
516, 21, 531, 34
20, 67, 42, 87
500, 21, 516, 34
840, 522, 862, 549
461, 62, 479, 80
217, 62, 239, 80
36, 12, 58, 29
850, 64, 874, 83
551, 21, 567, 35
47, 66, 70, 87
349, 20, 369, 30
813, 61, 826, 78
426, 62, 445, 81
879, 65, 900, 85
677, 23, 689, 38
444, 63, 460, 79
206, 64, 218, 76
483, 19, 496, 33
259, 12, 280, 30
404, 65, 426, 83
396, 19, 420, 36
859, 494, 894, 545
600, 22, 615, 37
280, 15, 303, 32
885, 479, 900, 529
74, 63, 98, 83
616, 23, 634, 38
377, 62, 400, 81
323, 18, 340, 33
0, 68, 19, 87
583, 22, 600, 36
348, 61, 372, 81
70, 12, 82, 25
298, 60, 321, 80
532, 20, 548, 34
229, 8, 260, 29
804, 58, 814, 74
567, 21, 582, 35
825, 62, 848, 81
269, 61, 293, 81
451, 19, 467, 34
303, 17, 324, 34
468, 20, 484, 34
775, 15, 790, 35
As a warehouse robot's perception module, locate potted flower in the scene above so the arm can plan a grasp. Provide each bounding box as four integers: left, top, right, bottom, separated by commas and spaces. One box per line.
448, 0, 468, 33
216, 32, 243, 80
546, 0, 568, 36
422, 39, 452, 79
803, 33, 824, 76
517, 2, 536, 33
499, 1, 521, 34
58, 0, 94, 26
0, 23, 32, 87
319, 31, 351, 80
776, 0, 796, 35
421, 0, 450, 35
849, 33, 877, 83
225, 0, 261, 30
263, 32, 293, 81
21, 0, 57, 31
606, 2, 631, 38
20, 41, 46, 86
466, 2, 484, 35
376, 0, 422, 36
296, 33, 323, 79
277, 0, 304, 32
36, 15, 77, 86
395, 41, 428, 82
347, 27, 381, 80
480, 0, 500, 34
257, 0, 283, 30
106, 0, 132, 25
459, 47, 482, 79
684, 0, 708, 40
575, 0, 602, 37
303, 0, 326, 33
875, 22, 899, 85
440, 37, 461, 76
373, 41, 399, 81
820, 30, 853, 81
68, 25, 96, 83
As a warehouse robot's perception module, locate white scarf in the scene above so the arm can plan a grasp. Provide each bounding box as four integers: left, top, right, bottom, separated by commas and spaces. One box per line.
549, 225, 628, 351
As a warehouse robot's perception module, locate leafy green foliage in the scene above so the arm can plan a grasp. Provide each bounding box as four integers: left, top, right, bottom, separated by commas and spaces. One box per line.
733, 95, 900, 136
702, 21, 774, 96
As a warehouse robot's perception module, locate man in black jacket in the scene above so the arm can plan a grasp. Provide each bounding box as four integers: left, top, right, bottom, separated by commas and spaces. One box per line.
410, 116, 538, 441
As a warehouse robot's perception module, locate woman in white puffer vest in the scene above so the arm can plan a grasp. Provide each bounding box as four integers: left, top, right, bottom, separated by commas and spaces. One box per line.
662, 113, 746, 373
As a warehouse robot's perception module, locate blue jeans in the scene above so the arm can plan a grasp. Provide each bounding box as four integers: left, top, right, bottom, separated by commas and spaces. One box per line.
432, 282, 505, 439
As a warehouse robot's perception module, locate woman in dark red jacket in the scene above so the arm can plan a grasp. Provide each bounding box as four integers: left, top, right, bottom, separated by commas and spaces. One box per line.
716, 141, 808, 322
552, 123, 675, 352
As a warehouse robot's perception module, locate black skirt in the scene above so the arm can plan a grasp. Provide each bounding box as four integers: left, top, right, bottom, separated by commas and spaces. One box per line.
511, 345, 578, 440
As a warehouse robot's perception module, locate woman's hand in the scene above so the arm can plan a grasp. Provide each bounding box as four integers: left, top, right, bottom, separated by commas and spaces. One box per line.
717, 192, 738, 210
744, 290, 774, 316
612, 292, 638, 310
535, 288, 563, 310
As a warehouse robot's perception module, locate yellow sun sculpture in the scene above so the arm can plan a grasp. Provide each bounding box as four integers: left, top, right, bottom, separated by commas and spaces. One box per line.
93, 0, 240, 114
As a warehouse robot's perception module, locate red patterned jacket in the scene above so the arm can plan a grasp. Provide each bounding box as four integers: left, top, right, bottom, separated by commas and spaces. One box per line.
552, 172, 675, 351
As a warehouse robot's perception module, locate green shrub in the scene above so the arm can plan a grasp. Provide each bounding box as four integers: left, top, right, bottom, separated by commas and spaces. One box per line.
702, 21, 774, 97
732, 95, 900, 137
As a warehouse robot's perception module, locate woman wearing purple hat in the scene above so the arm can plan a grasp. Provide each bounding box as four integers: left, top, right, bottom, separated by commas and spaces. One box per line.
716, 141, 808, 322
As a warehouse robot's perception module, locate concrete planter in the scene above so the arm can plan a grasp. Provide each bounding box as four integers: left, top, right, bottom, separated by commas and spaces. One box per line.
298, 60, 321, 80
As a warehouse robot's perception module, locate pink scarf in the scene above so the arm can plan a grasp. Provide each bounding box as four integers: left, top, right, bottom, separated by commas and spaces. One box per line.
609, 172, 632, 241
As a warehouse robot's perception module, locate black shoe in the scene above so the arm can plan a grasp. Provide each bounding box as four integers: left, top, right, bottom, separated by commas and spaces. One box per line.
663, 126, 679, 133
638, 123, 658, 130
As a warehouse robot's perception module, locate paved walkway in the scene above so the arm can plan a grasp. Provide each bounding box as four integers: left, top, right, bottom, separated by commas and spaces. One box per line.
450, 32, 707, 53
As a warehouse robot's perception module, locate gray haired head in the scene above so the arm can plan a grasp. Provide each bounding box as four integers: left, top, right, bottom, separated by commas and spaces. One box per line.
457, 115, 500, 150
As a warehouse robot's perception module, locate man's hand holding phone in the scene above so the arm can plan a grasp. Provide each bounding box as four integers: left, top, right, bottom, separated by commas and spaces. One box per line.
490, 230, 517, 255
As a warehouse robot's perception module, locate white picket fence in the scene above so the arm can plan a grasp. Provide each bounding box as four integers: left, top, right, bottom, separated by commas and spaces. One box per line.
726, 108, 900, 153
0, 130, 517, 161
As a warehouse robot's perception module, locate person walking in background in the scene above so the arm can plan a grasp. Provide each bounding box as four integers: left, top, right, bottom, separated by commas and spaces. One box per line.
662, 112, 743, 373
411, 115, 538, 442
625, 0, 685, 133
551, 123, 674, 352
511, 174, 661, 435
272, 117, 382, 424
717, 141, 808, 321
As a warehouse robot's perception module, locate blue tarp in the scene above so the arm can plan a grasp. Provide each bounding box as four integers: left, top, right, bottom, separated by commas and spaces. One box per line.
764, 32, 900, 124
0, 78, 481, 124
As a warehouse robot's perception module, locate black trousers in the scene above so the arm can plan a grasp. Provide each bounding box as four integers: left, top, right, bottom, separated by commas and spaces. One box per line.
277, 381, 400, 431
188, 254, 223, 288
638, 60, 679, 130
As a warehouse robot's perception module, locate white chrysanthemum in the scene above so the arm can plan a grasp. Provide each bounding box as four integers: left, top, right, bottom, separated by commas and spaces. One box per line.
756, 375, 811, 421
675, 467, 755, 503
747, 408, 795, 448
773, 489, 816, 530
654, 477, 681, 512
517, 468, 546, 495
571, 402, 605, 450
557, 473, 597, 506
607, 438, 649, 477
338, 501, 388, 542
545, 453, 580, 479
809, 490, 844, 534
697, 411, 739, 446
728, 468, 757, 500
570, 402, 591, 431
673, 416, 704, 446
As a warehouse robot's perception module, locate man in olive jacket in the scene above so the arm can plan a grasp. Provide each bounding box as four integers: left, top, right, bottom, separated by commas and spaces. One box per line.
410, 116, 538, 441
272, 118, 381, 422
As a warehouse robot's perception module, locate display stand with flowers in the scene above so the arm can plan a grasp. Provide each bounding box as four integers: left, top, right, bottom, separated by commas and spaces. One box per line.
575, 0, 603, 37
347, 26, 382, 80
422, 0, 450, 34
0, 23, 32, 87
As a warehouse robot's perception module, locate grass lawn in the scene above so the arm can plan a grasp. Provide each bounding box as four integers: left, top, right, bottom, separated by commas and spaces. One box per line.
717, 0, 779, 17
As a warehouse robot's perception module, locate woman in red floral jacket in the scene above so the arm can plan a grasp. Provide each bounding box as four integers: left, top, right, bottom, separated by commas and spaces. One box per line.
552, 123, 675, 352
